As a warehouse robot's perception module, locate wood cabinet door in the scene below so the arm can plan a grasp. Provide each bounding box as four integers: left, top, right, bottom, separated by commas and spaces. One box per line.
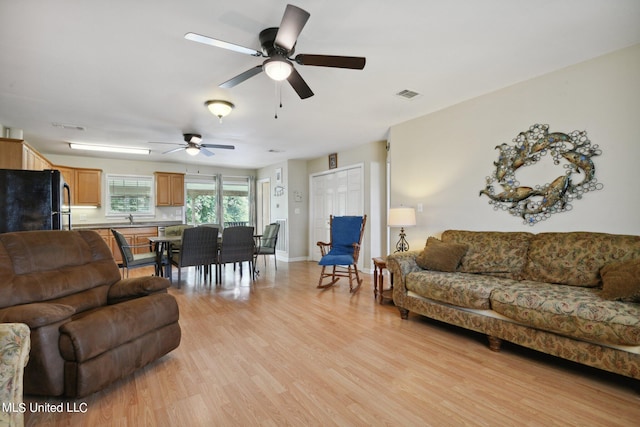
170, 174, 185, 206
155, 173, 171, 206
75, 169, 102, 206
133, 227, 157, 254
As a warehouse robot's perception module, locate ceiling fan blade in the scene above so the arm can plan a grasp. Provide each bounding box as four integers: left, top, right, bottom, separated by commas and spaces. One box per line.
201, 144, 235, 150
295, 54, 366, 69
220, 65, 264, 88
184, 32, 262, 56
200, 147, 215, 157
162, 147, 185, 155
274, 4, 310, 52
287, 68, 314, 99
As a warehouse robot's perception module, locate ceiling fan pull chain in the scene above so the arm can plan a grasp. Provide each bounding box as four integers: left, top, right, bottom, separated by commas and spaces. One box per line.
274, 81, 284, 119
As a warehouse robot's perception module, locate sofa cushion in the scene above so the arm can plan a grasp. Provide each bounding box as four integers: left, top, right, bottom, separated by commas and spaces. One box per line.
600, 258, 640, 302
441, 230, 533, 279
490, 281, 640, 346
523, 232, 640, 287
415, 237, 468, 272
406, 270, 519, 310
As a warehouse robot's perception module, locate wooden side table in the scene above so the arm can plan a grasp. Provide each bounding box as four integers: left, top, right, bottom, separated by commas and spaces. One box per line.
372, 257, 393, 304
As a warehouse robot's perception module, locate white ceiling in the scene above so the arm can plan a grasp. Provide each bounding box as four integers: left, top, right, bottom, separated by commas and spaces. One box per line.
1, 1, 639, 169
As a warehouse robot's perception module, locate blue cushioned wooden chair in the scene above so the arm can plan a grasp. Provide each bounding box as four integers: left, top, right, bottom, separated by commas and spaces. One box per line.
316, 215, 367, 293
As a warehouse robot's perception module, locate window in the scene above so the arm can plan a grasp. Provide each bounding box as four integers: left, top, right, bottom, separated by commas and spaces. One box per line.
223, 176, 250, 227
106, 175, 154, 216
185, 178, 217, 225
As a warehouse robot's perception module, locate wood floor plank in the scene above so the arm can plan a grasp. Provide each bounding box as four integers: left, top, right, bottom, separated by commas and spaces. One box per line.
24, 262, 640, 426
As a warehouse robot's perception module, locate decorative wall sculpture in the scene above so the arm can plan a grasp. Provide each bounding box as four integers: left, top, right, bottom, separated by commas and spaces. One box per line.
480, 123, 603, 225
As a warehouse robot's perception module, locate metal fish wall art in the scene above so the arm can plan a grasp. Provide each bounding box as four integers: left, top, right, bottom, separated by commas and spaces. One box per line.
479, 123, 603, 225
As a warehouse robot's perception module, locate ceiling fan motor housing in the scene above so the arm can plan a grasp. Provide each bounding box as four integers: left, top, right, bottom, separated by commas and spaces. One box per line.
259, 27, 293, 56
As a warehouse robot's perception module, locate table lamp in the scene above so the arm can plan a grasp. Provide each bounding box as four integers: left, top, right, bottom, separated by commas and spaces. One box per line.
388, 207, 417, 252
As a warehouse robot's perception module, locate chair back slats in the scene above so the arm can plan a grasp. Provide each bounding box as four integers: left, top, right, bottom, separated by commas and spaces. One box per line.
219, 226, 255, 263
177, 227, 219, 267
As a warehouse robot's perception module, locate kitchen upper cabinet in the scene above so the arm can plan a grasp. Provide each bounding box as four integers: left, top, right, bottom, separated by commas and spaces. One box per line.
56, 166, 102, 206
0, 138, 52, 170
155, 172, 184, 206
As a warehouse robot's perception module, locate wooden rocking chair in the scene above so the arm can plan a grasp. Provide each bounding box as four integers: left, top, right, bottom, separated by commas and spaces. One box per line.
316, 215, 367, 293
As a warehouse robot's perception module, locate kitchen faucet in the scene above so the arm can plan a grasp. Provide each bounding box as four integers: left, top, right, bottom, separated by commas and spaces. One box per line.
127, 214, 134, 225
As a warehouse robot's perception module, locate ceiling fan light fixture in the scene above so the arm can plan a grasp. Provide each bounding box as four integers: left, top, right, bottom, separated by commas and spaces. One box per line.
185, 145, 200, 156
263, 57, 293, 81
205, 100, 235, 122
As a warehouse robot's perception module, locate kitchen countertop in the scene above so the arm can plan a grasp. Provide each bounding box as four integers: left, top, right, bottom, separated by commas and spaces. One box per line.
72, 221, 183, 230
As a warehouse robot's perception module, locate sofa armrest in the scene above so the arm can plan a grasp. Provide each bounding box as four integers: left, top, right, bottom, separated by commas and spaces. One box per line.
0, 303, 75, 329
386, 250, 422, 298
108, 276, 170, 304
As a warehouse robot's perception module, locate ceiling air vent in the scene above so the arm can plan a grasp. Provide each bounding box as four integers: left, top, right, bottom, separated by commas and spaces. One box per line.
52, 122, 86, 131
395, 89, 421, 100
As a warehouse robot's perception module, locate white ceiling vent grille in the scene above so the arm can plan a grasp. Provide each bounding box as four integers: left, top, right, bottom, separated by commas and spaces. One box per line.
395, 89, 421, 100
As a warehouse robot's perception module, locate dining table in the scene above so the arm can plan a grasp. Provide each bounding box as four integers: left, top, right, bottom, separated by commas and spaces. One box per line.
148, 233, 264, 282
147, 235, 182, 278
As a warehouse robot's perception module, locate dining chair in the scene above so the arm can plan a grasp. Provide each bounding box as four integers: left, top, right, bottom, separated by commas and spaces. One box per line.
217, 226, 256, 283
164, 224, 193, 257
111, 228, 162, 277
169, 226, 219, 288
255, 223, 280, 271
316, 215, 367, 293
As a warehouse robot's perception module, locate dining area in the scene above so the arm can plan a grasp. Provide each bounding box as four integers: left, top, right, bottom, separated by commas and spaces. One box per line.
144, 223, 280, 287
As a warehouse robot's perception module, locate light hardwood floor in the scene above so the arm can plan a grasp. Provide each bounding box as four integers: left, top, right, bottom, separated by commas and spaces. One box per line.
25, 261, 639, 426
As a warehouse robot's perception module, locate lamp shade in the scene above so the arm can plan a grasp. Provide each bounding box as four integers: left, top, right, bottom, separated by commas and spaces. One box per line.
388, 207, 416, 227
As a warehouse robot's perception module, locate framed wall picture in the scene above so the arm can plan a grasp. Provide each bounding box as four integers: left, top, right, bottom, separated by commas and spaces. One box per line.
275, 167, 282, 184
328, 153, 338, 169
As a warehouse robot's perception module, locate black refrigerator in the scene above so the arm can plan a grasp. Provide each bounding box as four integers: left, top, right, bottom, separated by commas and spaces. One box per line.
0, 169, 71, 233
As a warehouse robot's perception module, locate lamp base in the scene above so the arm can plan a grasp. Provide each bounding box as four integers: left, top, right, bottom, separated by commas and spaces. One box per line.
394, 228, 410, 252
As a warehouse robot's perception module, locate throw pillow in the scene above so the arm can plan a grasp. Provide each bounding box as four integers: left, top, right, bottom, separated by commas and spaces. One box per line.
600, 258, 640, 302
416, 237, 468, 272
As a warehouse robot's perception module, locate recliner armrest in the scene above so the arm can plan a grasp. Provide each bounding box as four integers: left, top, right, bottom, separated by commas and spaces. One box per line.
108, 276, 171, 304
0, 303, 75, 329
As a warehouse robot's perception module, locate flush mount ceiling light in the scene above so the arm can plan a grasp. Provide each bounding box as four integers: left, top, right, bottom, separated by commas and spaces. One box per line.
69, 143, 149, 155
262, 56, 293, 81
205, 100, 235, 123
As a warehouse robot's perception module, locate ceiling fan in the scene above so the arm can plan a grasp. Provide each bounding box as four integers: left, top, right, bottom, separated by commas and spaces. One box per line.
151, 133, 235, 157
184, 4, 366, 99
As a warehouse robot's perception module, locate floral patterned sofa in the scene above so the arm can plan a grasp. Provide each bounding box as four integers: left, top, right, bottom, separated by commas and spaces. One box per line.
387, 230, 640, 379
0, 323, 30, 427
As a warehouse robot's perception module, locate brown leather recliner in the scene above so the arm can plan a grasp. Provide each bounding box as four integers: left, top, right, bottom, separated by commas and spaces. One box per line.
0, 230, 181, 397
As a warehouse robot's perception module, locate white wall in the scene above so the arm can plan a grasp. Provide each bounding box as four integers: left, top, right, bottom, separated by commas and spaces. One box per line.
389, 44, 640, 250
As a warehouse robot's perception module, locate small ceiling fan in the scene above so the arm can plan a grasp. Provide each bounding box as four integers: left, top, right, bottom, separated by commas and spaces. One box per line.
150, 133, 235, 157
184, 4, 366, 99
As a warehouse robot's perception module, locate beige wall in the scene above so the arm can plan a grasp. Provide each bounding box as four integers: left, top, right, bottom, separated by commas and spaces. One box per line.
389, 44, 640, 250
